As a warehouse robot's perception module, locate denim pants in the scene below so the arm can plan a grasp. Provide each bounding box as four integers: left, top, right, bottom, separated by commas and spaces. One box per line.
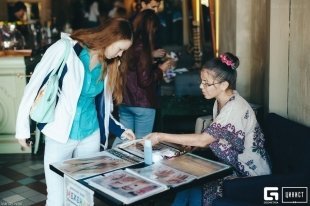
113, 106, 156, 147
44, 130, 100, 206
172, 187, 203, 206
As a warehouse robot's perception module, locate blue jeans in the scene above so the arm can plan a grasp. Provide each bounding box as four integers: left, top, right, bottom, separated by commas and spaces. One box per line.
172, 187, 202, 206
113, 106, 156, 146
44, 130, 100, 206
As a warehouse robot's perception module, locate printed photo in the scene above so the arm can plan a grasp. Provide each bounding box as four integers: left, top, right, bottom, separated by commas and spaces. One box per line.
52, 151, 140, 180
161, 153, 230, 178
85, 170, 168, 204
129, 163, 196, 187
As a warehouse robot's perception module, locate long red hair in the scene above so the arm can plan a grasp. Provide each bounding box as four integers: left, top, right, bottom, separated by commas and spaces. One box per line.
71, 18, 132, 104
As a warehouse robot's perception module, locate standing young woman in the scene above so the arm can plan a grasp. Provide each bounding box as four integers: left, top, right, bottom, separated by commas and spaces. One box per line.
113, 10, 171, 146
15, 18, 135, 205
145, 52, 271, 206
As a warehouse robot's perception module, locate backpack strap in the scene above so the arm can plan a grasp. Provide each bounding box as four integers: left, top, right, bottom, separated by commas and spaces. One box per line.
73, 43, 83, 56
37, 40, 71, 130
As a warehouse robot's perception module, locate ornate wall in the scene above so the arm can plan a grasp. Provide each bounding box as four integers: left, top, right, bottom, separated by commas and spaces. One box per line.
269, 0, 310, 126
218, 0, 268, 104
282, 0, 309, 125
219, 0, 310, 126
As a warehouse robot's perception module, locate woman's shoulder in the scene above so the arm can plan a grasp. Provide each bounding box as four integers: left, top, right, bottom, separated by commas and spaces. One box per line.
221, 91, 254, 118
231, 91, 252, 108
48, 36, 72, 49
229, 92, 258, 125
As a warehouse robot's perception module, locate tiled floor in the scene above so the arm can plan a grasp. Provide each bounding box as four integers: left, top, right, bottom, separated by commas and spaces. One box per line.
0, 154, 46, 206
0, 151, 175, 206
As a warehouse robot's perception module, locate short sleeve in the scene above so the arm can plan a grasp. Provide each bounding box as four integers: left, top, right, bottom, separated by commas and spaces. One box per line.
203, 97, 246, 153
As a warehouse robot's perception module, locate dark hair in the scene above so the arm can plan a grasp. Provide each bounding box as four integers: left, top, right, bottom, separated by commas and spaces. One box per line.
13, 1, 26, 12
202, 52, 240, 90
71, 18, 133, 104
132, 9, 159, 52
122, 9, 159, 73
135, 0, 161, 12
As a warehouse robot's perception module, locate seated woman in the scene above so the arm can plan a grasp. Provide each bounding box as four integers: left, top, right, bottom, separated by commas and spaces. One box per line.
145, 52, 271, 206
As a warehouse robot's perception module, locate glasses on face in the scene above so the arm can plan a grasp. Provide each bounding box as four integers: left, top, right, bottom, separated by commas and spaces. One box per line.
200, 80, 222, 88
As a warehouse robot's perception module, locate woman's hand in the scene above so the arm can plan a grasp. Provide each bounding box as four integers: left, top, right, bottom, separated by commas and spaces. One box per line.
159, 60, 172, 72
143, 133, 160, 145
121, 129, 136, 140
17, 138, 32, 151
152, 49, 166, 58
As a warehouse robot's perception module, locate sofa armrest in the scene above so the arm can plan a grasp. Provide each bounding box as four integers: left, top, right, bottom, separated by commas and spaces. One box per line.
222, 174, 310, 203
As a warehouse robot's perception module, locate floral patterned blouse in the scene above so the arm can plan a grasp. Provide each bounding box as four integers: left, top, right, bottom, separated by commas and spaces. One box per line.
203, 91, 271, 177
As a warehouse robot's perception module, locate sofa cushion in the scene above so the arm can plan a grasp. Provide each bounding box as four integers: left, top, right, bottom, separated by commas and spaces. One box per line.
264, 113, 310, 174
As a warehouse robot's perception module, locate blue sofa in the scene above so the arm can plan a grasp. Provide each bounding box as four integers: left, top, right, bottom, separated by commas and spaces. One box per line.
213, 113, 310, 206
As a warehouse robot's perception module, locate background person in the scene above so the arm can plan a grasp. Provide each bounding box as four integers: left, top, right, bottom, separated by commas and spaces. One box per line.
134, 0, 161, 14
7, 1, 29, 48
9, 1, 27, 22
132, 0, 166, 59
15, 18, 135, 205
113, 10, 171, 147
145, 52, 271, 206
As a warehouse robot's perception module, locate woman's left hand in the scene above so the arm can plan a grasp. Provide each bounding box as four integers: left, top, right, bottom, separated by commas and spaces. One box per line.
152, 49, 166, 58
121, 129, 136, 140
159, 60, 172, 72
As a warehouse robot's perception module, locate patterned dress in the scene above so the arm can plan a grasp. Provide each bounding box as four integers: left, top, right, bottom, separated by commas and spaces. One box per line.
202, 91, 271, 205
